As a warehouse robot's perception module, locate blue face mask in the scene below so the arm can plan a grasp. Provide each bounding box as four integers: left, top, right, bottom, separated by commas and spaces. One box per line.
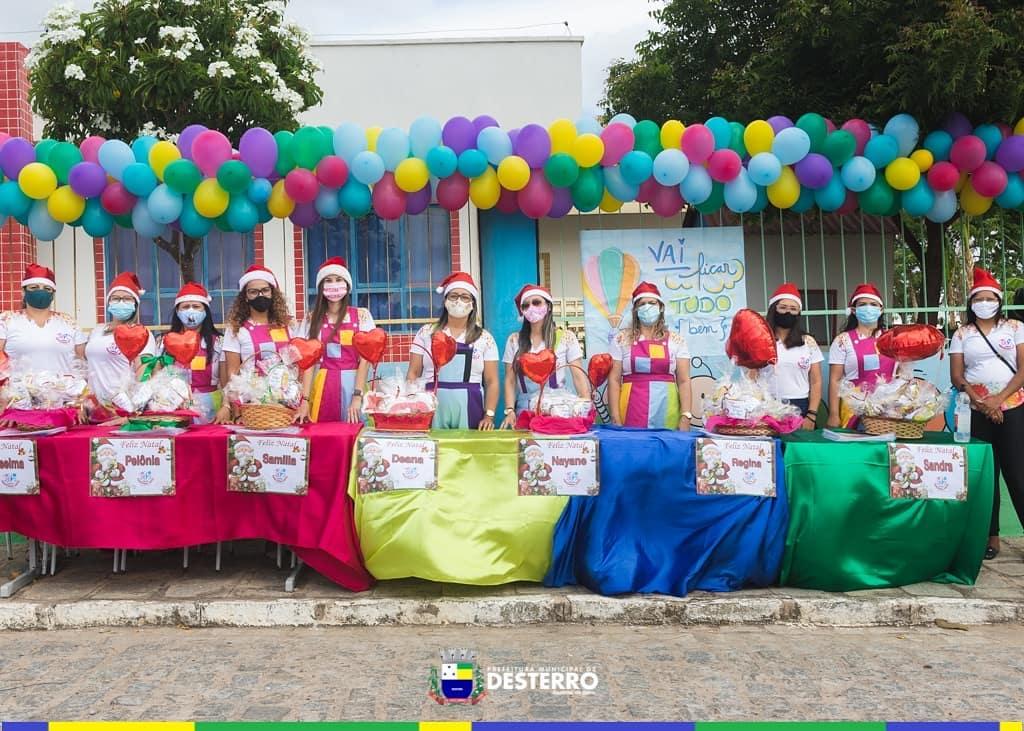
177, 308, 207, 328
107, 302, 136, 321
637, 303, 661, 326
855, 304, 882, 325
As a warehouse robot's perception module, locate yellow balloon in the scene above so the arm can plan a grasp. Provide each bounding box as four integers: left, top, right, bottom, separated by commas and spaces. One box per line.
743, 120, 775, 156
1015, 118, 1024, 135
394, 158, 430, 193
496, 155, 530, 192
599, 190, 623, 212
548, 118, 577, 155
366, 126, 382, 152
267, 179, 295, 218
47, 185, 86, 223
148, 141, 181, 180
955, 171, 968, 193
884, 157, 921, 191
660, 120, 685, 150
572, 134, 605, 168
469, 166, 500, 209
960, 181, 993, 217
767, 166, 800, 209
18, 162, 58, 200
910, 149, 933, 173
193, 178, 230, 218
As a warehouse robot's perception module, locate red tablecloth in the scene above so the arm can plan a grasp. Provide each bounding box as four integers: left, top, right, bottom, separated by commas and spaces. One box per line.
0, 423, 372, 592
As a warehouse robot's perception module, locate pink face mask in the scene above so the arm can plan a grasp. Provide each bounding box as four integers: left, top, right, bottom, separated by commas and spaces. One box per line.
323, 282, 348, 302
523, 303, 548, 323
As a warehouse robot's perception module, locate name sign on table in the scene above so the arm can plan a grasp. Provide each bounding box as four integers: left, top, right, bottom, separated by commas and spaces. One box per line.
356, 435, 437, 493
695, 437, 776, 497
227, 435, 310, 495
0, 439, 39, 495
888, 443, 967, 501
89, 437, 174, 497
517, 437, 600, 496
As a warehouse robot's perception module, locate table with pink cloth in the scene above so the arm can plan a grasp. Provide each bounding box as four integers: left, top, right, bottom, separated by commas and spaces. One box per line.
0, 423, 372, 591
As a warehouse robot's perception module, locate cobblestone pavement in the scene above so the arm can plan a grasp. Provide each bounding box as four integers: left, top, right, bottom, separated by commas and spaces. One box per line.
0, 624, 1022, 721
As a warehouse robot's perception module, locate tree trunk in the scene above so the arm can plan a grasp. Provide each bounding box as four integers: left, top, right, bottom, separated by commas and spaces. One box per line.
154, 230, 205, 285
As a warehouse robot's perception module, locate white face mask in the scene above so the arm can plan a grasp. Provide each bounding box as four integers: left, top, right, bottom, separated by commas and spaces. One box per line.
445, 299, 473, 318
971, 300, 1000, 320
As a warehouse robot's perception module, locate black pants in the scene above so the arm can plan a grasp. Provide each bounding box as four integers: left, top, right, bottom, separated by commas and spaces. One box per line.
971, 403, 1024, 536
788, 397, 810, 416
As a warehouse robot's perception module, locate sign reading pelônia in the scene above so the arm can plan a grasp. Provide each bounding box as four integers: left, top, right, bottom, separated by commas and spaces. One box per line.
89, 437, 174, 497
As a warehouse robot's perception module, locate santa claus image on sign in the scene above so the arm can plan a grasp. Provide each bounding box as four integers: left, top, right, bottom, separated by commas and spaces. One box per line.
518, 442, 553, 496
90, 440, 128, 497
357, 440, 393, 494
889, 446, 925, 499
228, 439, 265, 492
697, 442, 732, 495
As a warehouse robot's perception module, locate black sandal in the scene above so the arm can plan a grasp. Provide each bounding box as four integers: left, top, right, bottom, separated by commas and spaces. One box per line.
984, 546, 999, 560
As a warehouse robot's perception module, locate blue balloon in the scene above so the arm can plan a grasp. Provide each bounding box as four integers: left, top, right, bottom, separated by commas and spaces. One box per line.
996, 174, 1024, 209
425, 146, 458, 178
974, 124, 1002, 160
652, 149, 690, 186
608, 113, 637, 129
131, 200, 166, 238
749, 183, 769, 214
926, 189, 957, 223
132, 135, 158, 164
923, 131, 953, 162
81, 198, 113, 237
409, 116, 442, 159
226, 196, 259, 232
0, 180, 32, 219
339, 179, 372, 217
814, 171, 847, 212
351, 151, 385, 185
619, 150, 653, 185
705, 116, 731, 150
864, 134, 899, 168
147, 183, 183, 224
841, 156, 876, 192
27, 199, 63, 241
247, 178, 273, 204
376, 127, 410, 171
456, 149, 488, 178
791, 185, 815, 214
747, 152, 782, 186
333, 123, 367, 163
122, 162, 158, 197
575, 117, 602, 136
883, 114, 919, 157
680, 165, 713, 204
314, 186, 342, 219
179, 198, 213, 238
98, 139, 135, 180
772, 127, 811, 165
477, 127, 513, 166
604, 165, 639, 202
901, 179, 935, 217
724, 168, 757, 213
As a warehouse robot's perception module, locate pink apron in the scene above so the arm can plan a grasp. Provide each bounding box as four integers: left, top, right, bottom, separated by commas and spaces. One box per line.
843, 331, 897, 427
310, 307, 360, 423
621, 338, 678, 429
245, 321, 291, 362
187, 338, 222, 425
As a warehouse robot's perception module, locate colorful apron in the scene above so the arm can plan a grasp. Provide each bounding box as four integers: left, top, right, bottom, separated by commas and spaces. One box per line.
840, 331, 897, 427
245, 320, 291, 362
310, 307, 360, 423
427, 341, 484, 429
515, 331, 563, 414
619, 338, 680, 429
186, 338, 222, 424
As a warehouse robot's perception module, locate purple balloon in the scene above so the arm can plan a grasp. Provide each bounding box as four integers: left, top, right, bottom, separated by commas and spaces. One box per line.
942, 112, 973, 140
0, 137, 35, 179
995, 135, 1024, 173
794, 153, 833, 190
767, 116, 794, 134
472, 115, 500, 135
405, 182, 432, 215
514, 124, 552, 169
290, 200, 321, 229
239, 127, 278, 178
548, 186, 573, 218
442, 117, 476, 155
508, 128, 521, 149
177, 124, 208, 160
68, 161, 108, 198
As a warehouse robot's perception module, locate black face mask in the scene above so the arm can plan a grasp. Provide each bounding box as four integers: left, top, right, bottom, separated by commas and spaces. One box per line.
774, 312, 799, 329
248, 296, 272, 313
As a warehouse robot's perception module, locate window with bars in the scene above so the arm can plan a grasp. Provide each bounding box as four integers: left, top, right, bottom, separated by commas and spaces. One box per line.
304, 207, 452, 334
105, 227, 253, 326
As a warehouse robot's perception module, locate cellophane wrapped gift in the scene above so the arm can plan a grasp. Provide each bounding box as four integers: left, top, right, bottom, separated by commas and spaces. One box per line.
110, 365, 194, 415
703, 367, 804, 434
362, 378, 437, 430
0, 357, 89, 429
839, 375, 948, 422
223, 353, 302, 408
527, 388, 595, 419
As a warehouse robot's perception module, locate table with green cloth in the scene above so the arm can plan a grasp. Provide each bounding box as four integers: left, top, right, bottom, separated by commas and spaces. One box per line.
779, 431, 994, 591
348, 430, 567, 585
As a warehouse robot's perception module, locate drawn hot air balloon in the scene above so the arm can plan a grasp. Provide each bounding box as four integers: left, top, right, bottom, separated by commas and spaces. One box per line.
582, 248, 641, 328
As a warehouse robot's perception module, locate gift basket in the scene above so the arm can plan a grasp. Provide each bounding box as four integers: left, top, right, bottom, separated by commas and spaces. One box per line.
839, 375, 948, 439
703, 368, 804, 436
109, 362, 197, 430
0, 357, 89, 430
362, 377, 437, 431
223, 352, 302, 429
515, 387, 595, 434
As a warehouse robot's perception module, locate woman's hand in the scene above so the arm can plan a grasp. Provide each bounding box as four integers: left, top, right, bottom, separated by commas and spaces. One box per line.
100, 417, 128, 427
346, 395, 363, 423
500, 411, 516, 430
478, 415, 495, 431
213, 405, 233, 425
678, 415, 691, 431
292, 401, 310, 424
802, 415, 816, 431
979, 395, 1003, 414
826, 413, 840, 429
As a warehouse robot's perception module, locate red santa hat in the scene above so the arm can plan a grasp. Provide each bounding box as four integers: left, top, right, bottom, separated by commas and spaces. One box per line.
969, 267, 1001, 299
21, 263, 56, 290
631, 281, 664, 304
175, 282, 212, 306
847, 282, 883, 312
768, 282, 802, 309
514, 283, 553, 310
435, 271, 479, 301
107, 271, 146, 302
238, 264, 278, 290
315, 256, 353, 288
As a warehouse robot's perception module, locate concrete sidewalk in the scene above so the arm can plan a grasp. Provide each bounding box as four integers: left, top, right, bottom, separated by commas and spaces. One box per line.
2, 538, 1023, 630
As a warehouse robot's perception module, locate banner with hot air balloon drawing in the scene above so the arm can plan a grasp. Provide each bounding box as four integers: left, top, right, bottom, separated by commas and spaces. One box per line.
580, 227, 747, 359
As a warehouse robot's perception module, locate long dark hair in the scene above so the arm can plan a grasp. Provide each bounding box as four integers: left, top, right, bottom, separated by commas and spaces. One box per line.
434, 295, 482, 345
227, 285, 292, 333
514, 309, 556, 374
628, 298, 667, 343
307, 281, 352, 343
965, 291, 1004, 328
168, 302, 221, 357
767, 302, 809, 349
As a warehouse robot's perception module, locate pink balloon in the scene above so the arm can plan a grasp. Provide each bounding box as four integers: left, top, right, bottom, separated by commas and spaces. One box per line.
972, 161, 1008, 198
100, 181, 137, 215
950, 135, 986, 172
372, 172, 406, 220
496, 186, 519, 214
436, 174, 470, 211
824, 118, 837, 134
636, 177, 659, 204
681, 124, 714, 164
707, 149, 742, 182
80, 135, 106, 164
927, 161, 960, 192
841, 119, 871, 156
837, 189, 859, 215
316, 155, 349, 188
996, 123, 1012, 140
519, 174, 554, 219
649, 182, 684, 217
191, 130, 232, 177
284, 168, 319, 204
600, 123, 635, 166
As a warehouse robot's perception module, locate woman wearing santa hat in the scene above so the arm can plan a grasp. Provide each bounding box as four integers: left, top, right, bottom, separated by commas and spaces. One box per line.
501, 283, 591, 426
298, 257, 375, 423
84, 271, 157, 421
765, 283, 822, 427
606, 282, 692, 430
950, 267, 1024, 560
164, 282, 225, 425
0, 263, 87, 374
826, 282, 898, 429
406, 272, 500, 429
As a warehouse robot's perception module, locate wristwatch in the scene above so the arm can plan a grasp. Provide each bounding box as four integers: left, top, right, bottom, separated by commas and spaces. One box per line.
681, 411, 693, 420
351, 388, 362, 397
485, 409, 496, 418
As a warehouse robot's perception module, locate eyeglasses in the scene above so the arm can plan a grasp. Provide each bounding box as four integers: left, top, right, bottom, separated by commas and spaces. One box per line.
108, 296, 135, 304
521, 298, 547, 310
246, 287, 273, 298
446, 294, 474, 304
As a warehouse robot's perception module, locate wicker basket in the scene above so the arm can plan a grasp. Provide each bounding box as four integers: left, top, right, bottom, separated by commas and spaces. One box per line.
238, 403, 295, 430
368, 411, 434, 432
713, 424, 778, 437
861, 415, 926, 439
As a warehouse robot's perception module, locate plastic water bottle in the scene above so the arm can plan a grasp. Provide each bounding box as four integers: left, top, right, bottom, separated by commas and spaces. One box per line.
954, 392, 972, 443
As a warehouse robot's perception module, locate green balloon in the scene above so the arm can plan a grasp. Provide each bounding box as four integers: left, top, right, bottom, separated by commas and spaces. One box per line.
821, 130, 856, 166
215, 212, 233, 232
695, 182, 725, 214
597, 248, 624, 310
34, 139, 58, 166
317, 126, 335, 158
858, 177, 895, 215
571, 166, 604, 212
728, 122, 747, 157
274, 130, 295, 176
544, 152, 579, 188
113, 213, 133, 229
792, 186, 815, 214
48, 142, 83, 185
164, 159, 202, 194
216, 160, 252, 194
632, 120, 662, 158
292, 126, 325, 169
256, 201, 273, 224
796, 113, 828, 153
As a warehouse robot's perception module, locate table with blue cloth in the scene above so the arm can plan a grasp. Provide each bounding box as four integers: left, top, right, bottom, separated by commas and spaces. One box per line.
545, 426, 789, 596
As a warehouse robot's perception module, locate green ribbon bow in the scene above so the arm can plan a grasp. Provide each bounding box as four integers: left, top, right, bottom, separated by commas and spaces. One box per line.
139, 353, 174, 382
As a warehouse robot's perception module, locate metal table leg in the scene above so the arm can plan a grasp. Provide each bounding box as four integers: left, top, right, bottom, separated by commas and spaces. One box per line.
215, 542, 222, 572
4, 533, 12, 560
284, 558, 304, 593
0, 538, 40, 598
183, 546, 190, 569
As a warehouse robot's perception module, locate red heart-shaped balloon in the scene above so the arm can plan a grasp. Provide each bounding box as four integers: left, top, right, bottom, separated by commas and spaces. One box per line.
113, 324, 149, 361
288, 337, 323, 370
520, 349, 557, 385
163, 330, 200, 365
877, 324, 945, 362
726, 309, 777, 369
353, 328, 387, 365
430, 331, 457, 370
587, 353, 613, 388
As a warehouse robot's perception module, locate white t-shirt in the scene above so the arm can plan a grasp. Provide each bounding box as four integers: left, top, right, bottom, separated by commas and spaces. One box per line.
502, 329, 584, 391
607, 331, 690, 376
412, 324, 499, 384
769, 336, 823, 399
85, 326, 158, 403
159, 333, 224, 389
950, 319, 1024, 388
222, 320, 300, 362
0, 310, 88, 374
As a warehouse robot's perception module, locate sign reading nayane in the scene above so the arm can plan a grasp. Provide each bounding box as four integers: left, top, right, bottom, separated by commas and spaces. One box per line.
696, 437, 776, 497
227, 435, 309, 495
517, 438, 600, 496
